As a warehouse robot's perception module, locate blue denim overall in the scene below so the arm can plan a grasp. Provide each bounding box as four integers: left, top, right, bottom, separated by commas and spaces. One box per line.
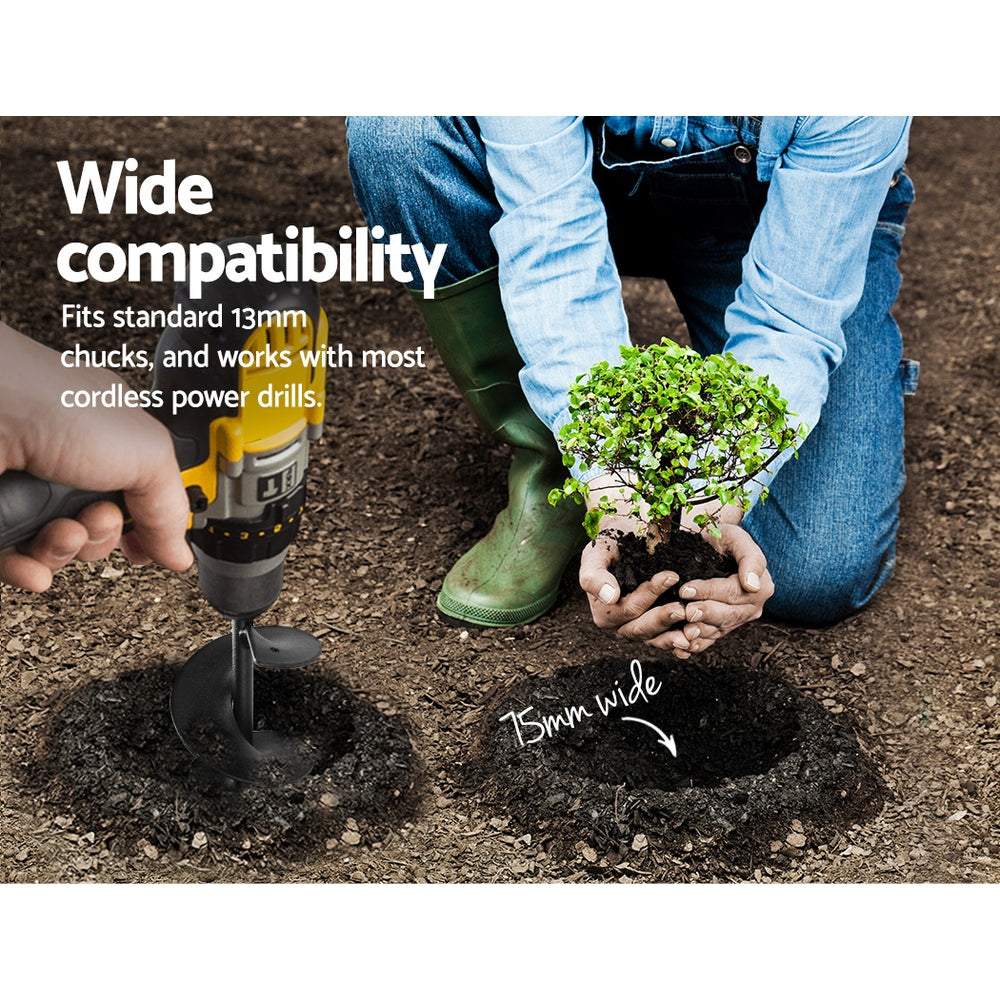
347, 116, 918, 623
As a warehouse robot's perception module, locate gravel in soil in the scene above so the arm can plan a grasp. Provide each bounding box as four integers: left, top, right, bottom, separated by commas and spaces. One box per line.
2, 116, 998, 884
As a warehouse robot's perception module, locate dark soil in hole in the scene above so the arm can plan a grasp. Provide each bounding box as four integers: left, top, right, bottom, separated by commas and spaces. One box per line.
473, 656, 884, 853
610, 528, 737, 601
27, 662, 420, 861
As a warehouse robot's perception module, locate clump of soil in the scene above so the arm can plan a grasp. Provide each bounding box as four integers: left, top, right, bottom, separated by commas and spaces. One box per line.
28, 661, 420, 861
473, 656, 884, 853
610, 528, 737, 601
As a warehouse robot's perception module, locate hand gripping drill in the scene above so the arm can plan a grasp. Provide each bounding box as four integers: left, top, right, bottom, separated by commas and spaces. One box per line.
0, 239, 329, 785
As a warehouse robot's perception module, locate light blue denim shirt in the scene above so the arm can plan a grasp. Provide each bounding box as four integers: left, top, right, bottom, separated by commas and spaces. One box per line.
476, 116, 911, 493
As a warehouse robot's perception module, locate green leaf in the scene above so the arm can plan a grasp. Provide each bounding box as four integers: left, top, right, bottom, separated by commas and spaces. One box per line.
553, 337, 807, 533
583, 507, 604, 540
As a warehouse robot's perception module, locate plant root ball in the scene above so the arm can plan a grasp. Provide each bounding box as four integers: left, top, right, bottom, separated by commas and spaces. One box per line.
610, 528, 737, 603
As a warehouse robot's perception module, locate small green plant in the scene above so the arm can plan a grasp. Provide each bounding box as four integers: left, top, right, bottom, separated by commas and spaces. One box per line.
549, 339, 807, 545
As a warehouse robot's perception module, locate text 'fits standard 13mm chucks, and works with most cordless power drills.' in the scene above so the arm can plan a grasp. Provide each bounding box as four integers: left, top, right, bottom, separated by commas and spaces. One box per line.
0, 239, 331, 787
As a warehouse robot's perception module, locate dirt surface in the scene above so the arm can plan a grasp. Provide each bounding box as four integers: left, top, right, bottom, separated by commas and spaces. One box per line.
1, 117, 997, 884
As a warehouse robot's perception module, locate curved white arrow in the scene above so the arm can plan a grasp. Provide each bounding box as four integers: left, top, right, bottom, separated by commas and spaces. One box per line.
621, 716, 677, 758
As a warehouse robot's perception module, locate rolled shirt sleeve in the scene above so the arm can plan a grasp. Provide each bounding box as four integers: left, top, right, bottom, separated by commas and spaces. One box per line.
725, 116, 911, 494
477, 115, 911, 499
477, 116, 631, 477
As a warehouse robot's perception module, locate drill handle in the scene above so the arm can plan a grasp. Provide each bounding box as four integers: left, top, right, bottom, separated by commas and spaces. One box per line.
0, 470, 128, 551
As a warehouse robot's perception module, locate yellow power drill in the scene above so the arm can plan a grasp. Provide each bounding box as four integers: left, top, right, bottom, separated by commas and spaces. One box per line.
0, 239, 329, 786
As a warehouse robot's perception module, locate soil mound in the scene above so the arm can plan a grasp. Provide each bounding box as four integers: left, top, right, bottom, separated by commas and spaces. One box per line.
29, 661, 419, 862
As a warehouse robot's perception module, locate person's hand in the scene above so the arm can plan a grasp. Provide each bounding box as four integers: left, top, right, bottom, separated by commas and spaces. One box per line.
1, 500, 125, 592
0, 324, 193, 592
578, 501, 772, 657
657, 521, 773, 656
579, 515, 694, 655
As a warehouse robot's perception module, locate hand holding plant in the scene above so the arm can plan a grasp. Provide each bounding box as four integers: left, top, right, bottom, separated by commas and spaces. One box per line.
550, 339, 806, 544
551, 339, 806, 655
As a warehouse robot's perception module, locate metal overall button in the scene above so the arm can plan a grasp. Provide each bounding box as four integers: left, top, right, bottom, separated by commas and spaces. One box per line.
733, 145, 753, 164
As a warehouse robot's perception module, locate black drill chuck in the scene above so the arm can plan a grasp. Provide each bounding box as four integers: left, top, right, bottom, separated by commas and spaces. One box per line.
189, 482, 307, 618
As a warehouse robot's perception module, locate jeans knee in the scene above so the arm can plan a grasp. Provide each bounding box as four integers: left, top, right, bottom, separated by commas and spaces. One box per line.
764, 537, 896, 624
347, 117, 498, 285
347, 117, 426, 209
348, 116, 423, 169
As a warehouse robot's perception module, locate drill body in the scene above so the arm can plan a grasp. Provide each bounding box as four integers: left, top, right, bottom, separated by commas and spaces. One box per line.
0, 245, 330, 785
152, 244, 328, 618
0, 241, 329, 623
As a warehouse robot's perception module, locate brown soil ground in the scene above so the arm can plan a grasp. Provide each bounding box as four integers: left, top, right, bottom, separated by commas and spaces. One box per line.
1, 117, 997, 884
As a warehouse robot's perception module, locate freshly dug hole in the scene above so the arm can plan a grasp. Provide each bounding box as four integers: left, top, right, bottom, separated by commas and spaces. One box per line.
475, 656, 884, 849
26, 661, 418, 860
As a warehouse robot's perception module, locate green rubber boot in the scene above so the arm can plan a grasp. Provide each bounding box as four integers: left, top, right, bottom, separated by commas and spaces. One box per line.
412, 267, 587, 627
